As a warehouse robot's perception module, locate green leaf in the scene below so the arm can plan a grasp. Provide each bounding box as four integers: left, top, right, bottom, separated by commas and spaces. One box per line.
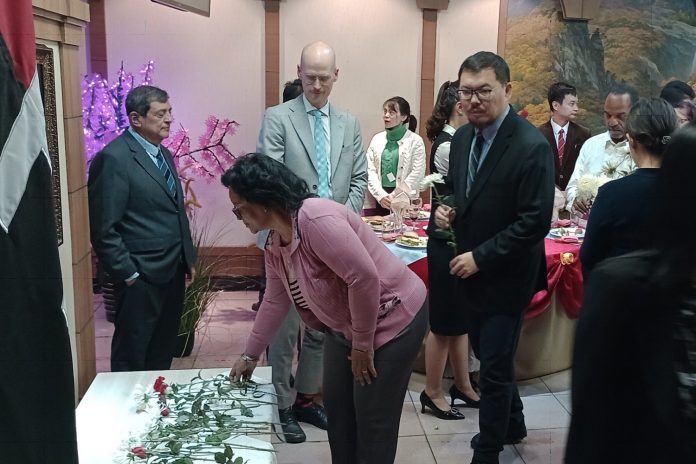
214, 452, 227, 463
224, 445, 234, 458
171, 458, 194, 464
233, 457, 244, 464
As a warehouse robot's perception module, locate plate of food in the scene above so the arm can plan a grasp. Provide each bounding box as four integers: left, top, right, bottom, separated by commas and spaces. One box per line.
395, 232, 428, 249
549, 227, 585, 239
418, 210, 431, 220
363, 216, 399, 232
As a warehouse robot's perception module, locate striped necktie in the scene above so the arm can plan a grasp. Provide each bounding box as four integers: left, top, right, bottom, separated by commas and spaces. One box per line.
155, 149, 176, 195
557, 128, 566, 165
467, 133, 485, 196
310, 109, 331, 198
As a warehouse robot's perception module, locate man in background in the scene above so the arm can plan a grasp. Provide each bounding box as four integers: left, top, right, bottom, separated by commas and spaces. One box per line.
89, 85, 196, 372
565, 84, 639, 216
255, 41, 366, 443
537, 82, 590, 219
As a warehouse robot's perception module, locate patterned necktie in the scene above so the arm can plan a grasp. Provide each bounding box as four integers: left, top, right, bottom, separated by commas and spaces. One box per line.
467, 133, 485, 196
557, 128, 566, 165
155, 149, 176, 195
310, 109, 330, 198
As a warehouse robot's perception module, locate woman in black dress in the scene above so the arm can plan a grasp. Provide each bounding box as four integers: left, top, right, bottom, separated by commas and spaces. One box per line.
420, 81, 479, 419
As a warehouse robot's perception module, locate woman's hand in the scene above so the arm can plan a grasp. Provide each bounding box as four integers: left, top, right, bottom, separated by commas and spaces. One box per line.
379, 196, 392, 209
349, 348, 377, 386
229, 355, 257, 382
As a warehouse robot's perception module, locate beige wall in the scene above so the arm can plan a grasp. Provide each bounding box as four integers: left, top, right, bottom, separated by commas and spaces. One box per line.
102, 0, 502, 247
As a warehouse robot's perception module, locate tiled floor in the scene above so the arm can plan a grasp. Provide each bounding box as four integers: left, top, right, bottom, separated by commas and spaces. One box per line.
93, 291, 571, 464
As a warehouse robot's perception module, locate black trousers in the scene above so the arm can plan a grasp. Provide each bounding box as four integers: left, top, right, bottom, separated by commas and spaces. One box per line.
468, 311, 525, 464
110, 265, 186, 372
323, 302, 428, 464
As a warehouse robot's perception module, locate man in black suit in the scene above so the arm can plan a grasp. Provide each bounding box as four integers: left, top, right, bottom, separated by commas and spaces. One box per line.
89, 85, 196, 372
435, 52, 554, 464
537, 82, 591, 191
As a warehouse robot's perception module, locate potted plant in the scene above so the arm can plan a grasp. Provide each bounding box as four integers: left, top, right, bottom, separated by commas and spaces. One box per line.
174, 213, 226, 357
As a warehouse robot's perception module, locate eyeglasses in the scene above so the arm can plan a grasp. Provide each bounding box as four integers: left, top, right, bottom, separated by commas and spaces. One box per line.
301, 74, 333, 85
457, 88, 494, 101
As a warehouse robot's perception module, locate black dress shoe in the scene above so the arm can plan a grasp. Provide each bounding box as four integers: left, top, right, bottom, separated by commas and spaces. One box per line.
470, 427, 527, 449
278, 407, 306, 443
420, 391, 465, 420
449, 384, 480, 409
294, 402, 328, 430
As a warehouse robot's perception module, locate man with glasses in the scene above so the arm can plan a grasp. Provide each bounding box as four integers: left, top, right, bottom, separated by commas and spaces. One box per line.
434, 52, 554, 464
255, 41, 366, 443
88, 85, 196, 372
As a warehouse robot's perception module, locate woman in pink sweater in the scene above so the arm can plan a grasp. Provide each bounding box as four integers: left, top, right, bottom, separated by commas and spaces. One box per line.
226, 153, 427, 464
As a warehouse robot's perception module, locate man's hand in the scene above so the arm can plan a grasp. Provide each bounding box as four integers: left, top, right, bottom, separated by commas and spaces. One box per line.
573, 197, 591, 215
449, 251, 479, 279
186, 267, 197, 285
379, 196, 392, 209
434, 205, 455, 229
349, 348, 377, 386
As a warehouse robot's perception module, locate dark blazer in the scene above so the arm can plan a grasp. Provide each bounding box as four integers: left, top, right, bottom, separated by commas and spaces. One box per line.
88, 131, 195, 285
537, 120, 590, 190
580, 168, 658, 276
447, 107, 554, 315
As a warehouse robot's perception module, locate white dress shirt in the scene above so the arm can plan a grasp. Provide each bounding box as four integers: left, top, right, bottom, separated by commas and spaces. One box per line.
550, 119, 569, 148
565, 131, 635, 211
433, 124, 456, 176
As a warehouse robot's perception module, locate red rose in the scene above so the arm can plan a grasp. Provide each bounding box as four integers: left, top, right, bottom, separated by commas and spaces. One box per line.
131, 446, 147, 459
153, 376, 168, 394
161, 407, 170, 417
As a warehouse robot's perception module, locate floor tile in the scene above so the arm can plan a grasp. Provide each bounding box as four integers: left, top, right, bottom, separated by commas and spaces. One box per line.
192, 355, 240, 369
417, 401, 480, 435
170, 356, 196, 370
395, 435, 437, 463
275, 440, 332, 464
541, 370, 571, 394
428, 433, 524, 464
398, 400, 424, 437
514, 427, 567, 464
521, 394, 570, 430
553, 392, 571, 414
518, 377, 552, 397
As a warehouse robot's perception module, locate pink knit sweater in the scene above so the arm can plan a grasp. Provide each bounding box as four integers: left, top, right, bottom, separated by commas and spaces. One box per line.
245, 198, 427, 357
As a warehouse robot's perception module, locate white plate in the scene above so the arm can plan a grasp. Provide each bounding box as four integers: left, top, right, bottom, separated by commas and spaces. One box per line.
395, 237, 428, 249
418, 211, 431, 220
549, 227, 585, 239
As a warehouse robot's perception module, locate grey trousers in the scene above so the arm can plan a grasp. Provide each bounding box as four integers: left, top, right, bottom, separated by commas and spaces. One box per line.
268, 306, 325, 409
323, 302, 428, 464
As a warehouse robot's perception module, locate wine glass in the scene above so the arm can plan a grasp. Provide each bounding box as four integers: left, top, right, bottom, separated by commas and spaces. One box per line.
408, 197, 423, 221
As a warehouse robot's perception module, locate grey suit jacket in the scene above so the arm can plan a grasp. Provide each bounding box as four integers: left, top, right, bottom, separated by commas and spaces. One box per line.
256, 95, 367, 213
88, 131, 196, 285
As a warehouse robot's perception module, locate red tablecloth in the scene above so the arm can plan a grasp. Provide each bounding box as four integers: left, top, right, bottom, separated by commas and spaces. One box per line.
403, 222, 583, 321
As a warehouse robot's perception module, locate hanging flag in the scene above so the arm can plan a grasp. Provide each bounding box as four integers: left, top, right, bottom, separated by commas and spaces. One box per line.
0, 1, 78, 462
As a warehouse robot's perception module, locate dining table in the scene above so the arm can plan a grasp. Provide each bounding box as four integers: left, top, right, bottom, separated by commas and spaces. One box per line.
375, 215, 583, 380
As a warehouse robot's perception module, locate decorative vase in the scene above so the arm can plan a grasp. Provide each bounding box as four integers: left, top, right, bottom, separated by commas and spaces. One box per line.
174, 332, 196, 358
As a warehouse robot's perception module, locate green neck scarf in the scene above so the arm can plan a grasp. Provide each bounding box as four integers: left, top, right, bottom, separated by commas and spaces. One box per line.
381, 124, 408, 188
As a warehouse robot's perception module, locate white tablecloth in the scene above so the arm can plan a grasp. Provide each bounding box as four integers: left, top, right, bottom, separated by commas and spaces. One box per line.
76, 367, 277, 464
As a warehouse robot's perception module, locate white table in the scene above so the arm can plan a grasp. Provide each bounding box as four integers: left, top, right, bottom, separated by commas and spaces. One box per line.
76, 366, 277, 464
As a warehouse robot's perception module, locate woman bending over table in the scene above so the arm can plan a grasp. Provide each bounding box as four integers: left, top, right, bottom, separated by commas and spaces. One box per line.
420, 80, 479, 420
226, 153, 428, 464
363, 96, 425, 216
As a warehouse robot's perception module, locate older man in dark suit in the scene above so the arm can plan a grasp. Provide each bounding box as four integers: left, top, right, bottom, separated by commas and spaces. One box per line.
88, 85, 195, 372
435, 52, 554, 464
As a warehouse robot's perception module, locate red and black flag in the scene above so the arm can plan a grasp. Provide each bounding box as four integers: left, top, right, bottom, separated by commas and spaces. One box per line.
0, 1, 78, 462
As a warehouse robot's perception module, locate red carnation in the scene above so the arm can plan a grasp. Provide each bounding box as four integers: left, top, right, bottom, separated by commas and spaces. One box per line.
131, 446, 147, 459
153, 376, 168, 394
160, 407, 170, 417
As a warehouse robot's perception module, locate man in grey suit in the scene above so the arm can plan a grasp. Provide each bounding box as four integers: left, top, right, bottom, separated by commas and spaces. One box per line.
256, 41, 367, 443
89, 85, 196, 372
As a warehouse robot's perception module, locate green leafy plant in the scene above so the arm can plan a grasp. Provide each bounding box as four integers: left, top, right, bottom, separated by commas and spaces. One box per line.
420, 173, 458, 255
125, 373, 278, 463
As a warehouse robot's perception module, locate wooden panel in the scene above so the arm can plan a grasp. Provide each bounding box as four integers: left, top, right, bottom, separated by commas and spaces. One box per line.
33, 0, 68, 16
88, 0, 107, 76
59, 44, 83, 118
200, 246, 264, 277
67, 0, 90, 22
68, 187, 91, 263
497, 0, 509, 57
34, 15, 62, 42
264, 0, 280, 108
416, 0, 449, 10
72, 253, 94, 334
76, 317, 96, 398
64, 116, 87, 192
419, 9, 438, 175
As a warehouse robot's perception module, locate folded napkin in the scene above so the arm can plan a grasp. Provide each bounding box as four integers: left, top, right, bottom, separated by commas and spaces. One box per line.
382, 232, 399, 242
554, 236, 579, 244
553, 219, 572, 228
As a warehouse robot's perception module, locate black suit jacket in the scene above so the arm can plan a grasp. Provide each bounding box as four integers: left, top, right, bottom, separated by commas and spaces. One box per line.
447, 107, 554, 315
537, 120, 590, 190
88, 131, 196, 285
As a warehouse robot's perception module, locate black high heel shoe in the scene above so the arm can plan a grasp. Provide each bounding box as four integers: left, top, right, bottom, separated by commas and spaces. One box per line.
449, 384, 480, 409
420, 391, 465, 420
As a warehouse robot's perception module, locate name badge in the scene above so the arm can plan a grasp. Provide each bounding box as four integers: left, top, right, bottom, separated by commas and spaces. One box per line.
386, 172, 396, 182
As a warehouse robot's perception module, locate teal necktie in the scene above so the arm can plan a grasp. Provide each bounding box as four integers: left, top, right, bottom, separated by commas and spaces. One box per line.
310, 109, 330, 198
155, 149, 176, 196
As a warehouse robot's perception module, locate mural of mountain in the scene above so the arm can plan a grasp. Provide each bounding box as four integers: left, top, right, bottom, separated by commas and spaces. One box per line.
504, 0, 696, 133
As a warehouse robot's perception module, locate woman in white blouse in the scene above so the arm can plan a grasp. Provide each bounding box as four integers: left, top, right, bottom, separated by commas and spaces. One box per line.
363, 96, 425, 215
